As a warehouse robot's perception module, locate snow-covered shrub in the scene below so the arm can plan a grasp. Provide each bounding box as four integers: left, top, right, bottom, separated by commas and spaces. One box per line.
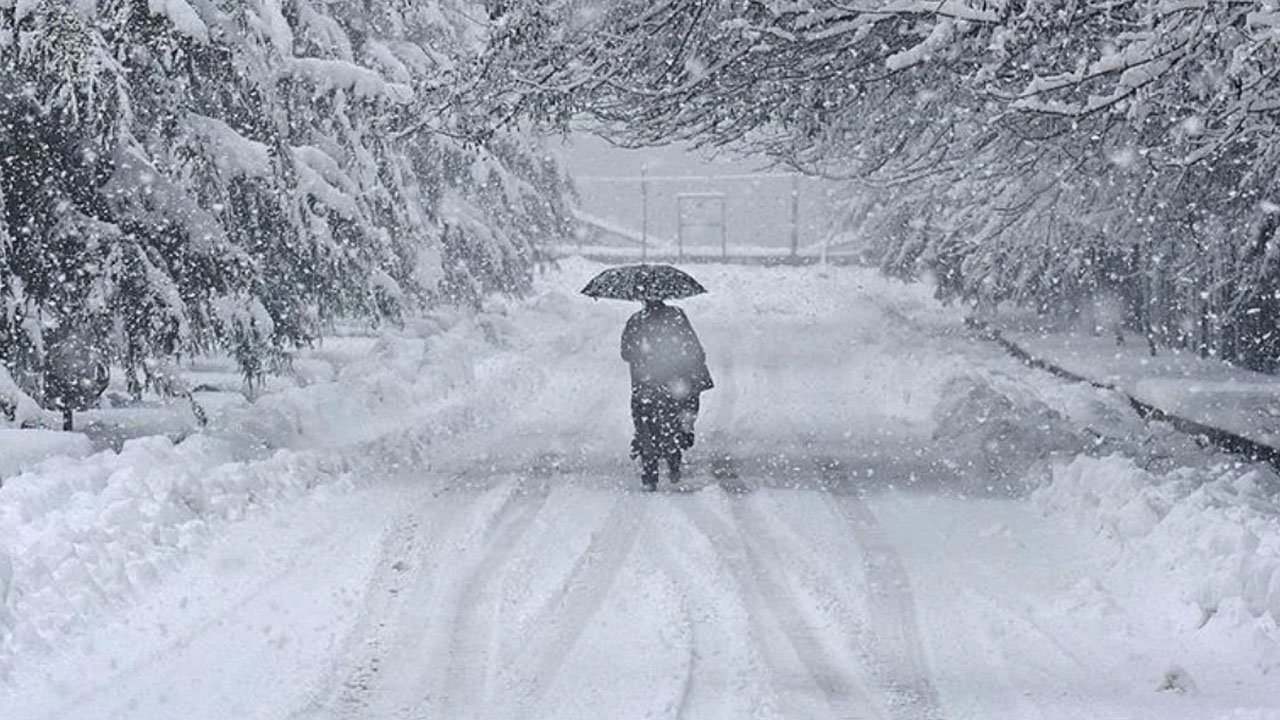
0, 367, 55, 429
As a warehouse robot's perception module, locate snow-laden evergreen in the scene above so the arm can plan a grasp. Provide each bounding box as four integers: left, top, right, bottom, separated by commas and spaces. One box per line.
0, 0, 572, 415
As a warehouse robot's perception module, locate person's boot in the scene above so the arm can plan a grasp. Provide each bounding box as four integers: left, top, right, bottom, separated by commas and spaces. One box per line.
667, 453, 682, 484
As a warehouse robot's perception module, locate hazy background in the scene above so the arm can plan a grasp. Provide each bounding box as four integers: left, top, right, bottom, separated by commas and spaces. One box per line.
553, 134, 835, 252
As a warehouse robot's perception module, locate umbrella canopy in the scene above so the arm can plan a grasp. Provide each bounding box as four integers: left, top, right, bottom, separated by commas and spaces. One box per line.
581, 264, 707, 301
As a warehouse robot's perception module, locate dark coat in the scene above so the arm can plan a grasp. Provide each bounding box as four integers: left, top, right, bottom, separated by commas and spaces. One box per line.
621, 302, 713, 399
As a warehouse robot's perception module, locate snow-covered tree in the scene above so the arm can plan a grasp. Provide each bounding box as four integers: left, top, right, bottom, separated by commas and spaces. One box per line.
481, 0, 1280, 367
0, 0, 573, 417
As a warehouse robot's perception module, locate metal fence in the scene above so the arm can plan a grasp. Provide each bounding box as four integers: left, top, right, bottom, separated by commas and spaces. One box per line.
551, 171, 851, 264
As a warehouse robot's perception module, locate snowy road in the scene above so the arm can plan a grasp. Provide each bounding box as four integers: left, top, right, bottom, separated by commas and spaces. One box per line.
6, 262, 1276, 720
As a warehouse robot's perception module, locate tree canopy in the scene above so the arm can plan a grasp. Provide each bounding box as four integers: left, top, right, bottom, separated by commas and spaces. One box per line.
479, 0, 1280, 367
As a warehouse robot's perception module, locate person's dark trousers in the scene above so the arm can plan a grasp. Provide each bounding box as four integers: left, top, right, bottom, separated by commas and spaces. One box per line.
631, 386, 684, 487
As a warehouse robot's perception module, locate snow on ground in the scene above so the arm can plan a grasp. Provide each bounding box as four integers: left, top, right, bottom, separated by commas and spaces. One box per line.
3, 259, 1279, 719
0, 304, 565, 685
1003, 324, 1280, 449
1035, 456, 1280, 682
0, 431, 93, 481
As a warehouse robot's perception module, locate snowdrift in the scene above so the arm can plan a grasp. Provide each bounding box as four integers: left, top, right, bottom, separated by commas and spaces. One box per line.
0, 293, 588, 680
1035, 455, 1280, 675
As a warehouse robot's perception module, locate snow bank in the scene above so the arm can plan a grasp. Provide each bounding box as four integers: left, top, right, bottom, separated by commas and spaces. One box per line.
0, 290, 588, 680
1034, 454, 1280, 672
932, 369, 1087, 486
0, 435, 323, 663
0, 430, 93, 481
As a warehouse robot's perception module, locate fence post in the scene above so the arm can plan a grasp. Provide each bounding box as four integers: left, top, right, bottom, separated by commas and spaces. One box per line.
677, 208, 684, 262
641, 164, 649, 261
789, 174, 800, 258
720, 197, 727, 259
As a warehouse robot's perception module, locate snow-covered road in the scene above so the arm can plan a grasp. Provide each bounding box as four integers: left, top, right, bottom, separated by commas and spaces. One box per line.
5, 261, 1277, 720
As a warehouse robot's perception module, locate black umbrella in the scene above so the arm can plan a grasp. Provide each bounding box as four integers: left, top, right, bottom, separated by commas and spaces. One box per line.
581, 264, 707, 301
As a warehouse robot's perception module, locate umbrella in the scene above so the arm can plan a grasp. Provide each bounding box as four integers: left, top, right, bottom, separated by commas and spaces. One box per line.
581, 264, 707, 301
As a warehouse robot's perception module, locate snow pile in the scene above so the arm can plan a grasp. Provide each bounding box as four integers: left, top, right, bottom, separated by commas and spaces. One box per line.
0, 290, 589, 680
932, 369, 1087, 486
0, 435, 349, 668
0, 430, 93, 481
1034, 454, 1280, 672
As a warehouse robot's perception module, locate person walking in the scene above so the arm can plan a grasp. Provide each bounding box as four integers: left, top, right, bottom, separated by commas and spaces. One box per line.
621, 298, 712, 490
580, 263, 712, 491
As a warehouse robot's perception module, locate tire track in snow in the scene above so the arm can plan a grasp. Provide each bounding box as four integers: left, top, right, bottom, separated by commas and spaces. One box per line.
677, 493, 886, 720
728, 496, 891, 720
307, 475, 548, 720
437, 477, 553, 720
291, 501, 425, 720
41, 520, 357, 720
645, 519, 711, 720
823, 462, 945, 720
492, 492, 647, 715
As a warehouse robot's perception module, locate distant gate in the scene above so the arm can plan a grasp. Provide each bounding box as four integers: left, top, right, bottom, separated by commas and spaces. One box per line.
551, 171, 853, 264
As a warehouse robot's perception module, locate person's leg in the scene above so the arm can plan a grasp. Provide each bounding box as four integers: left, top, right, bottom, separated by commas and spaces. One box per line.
631, 390, 649, 454
653, 393, 684, 482
632, 390, 660, 489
